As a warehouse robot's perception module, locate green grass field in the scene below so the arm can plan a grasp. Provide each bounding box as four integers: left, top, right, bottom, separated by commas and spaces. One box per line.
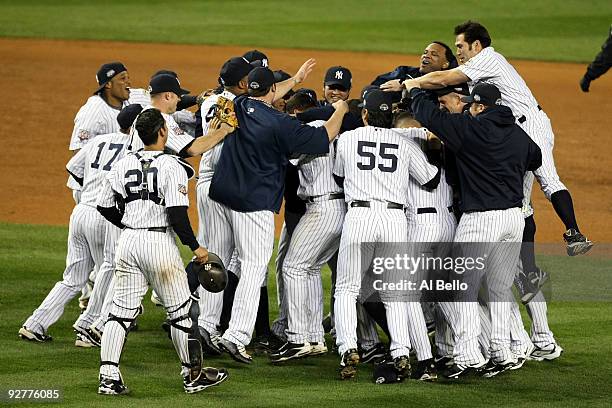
1, 223, 611, 407
0, 0, 611, 62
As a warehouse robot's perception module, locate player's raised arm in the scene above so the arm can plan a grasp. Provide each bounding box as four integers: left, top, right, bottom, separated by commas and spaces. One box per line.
273, 58, 316, 102
323, 100, 349, 141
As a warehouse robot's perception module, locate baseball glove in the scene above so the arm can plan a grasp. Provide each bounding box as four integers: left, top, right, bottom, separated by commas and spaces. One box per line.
214, 96, 239, 128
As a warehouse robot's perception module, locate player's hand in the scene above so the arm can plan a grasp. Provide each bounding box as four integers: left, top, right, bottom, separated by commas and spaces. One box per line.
218, 121, 235, 135
380, 79, 403, 92
208, 117, 222, 131
294, 58, 316, 84
193, 247, 209, 264
331, 99, 349, 115
402, 79, 420, 91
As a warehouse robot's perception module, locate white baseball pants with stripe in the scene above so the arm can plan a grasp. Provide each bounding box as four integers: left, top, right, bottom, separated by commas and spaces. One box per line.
335, 204, 412, 359
283, 198, 345, 344
24, 204, 105, 334
206, 199, 275, 346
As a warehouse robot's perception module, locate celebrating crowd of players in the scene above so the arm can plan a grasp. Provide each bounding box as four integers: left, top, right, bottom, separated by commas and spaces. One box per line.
18, 20, 593, 395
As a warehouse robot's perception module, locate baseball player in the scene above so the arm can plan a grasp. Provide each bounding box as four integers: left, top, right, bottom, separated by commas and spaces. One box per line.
332, 89, 440, 379
17, 104, 141, 343
382, 20, 593, 259
67, 104, 143, 348
407, 81, 542, 378
580, 24, 612, 92
207, 65, 348, 364
95, 108, 229, 395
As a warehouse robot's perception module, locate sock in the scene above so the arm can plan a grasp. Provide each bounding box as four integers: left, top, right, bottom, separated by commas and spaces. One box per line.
361, 300, 390, 338
254, 286, 270, 339
218, 271, 239, 333
550, 190, 579, 232
521, 215, 538, 273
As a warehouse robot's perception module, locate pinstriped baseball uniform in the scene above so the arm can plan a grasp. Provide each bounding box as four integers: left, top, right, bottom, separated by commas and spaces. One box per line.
457, 46, 566, 208
401, 128, 457, 362
333, 126, 439, 359
196, 90, 241, 335
128, 106, 194, 154
71, 132, 130, 334
128, 88, 198, 137
283, 119, 346, 344
23, 132, 130, 335
97, 150, 196, 381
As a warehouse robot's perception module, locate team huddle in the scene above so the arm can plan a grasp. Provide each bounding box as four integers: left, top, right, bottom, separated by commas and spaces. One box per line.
18, 21, 594, 394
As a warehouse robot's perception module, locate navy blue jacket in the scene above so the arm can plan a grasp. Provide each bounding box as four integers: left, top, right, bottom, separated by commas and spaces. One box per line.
210, 96, 330, 212
410, 88, 542, 212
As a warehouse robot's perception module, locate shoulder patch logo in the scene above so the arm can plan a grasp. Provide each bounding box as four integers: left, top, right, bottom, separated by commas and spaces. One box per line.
78, 129, 91, 141
178, 184, 188, 195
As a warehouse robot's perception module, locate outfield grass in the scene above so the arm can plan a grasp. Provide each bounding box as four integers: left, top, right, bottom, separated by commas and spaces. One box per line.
0, 0, 610, 62
1, 222, 611, 407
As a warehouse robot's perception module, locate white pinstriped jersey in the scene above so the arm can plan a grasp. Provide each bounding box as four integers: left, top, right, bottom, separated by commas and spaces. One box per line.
98, 151, 190, 228
398, 128, 453, 213
66, 132, 129, 208
289, 119, 341, 199
333, 126, 438, 205
458, 47, 539, 119
69, 96, 123, 151
198, 90, 236, 182
127, 88, 151, 106
128, 106, 194, 155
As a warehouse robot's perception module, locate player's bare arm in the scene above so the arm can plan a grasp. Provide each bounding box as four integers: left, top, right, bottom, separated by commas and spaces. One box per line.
186, 118, 235, 156
380, 69, 469, 92
322, 100, 349, 141
273, 58, 317, 102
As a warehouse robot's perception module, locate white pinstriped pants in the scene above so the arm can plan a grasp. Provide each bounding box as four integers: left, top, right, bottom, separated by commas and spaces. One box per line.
206, 199, 275, 346
406, 209, 457, 361
335, 204, 412, 358
283, 198, 346, 343
24, 204, 105, 333
196, 180, 240, 334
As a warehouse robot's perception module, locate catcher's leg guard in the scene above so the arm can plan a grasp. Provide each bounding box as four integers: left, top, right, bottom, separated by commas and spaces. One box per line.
100, 307, 140, 379
167, 292, 203, 381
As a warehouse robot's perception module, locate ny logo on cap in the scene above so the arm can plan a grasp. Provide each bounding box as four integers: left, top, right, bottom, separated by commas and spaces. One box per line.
106, 69, 115, 78
474, 94, 481, 102
250, 82, 260, 89
335, 71, 343, 80
262, 59, 269, 67
379, 104, 389, 111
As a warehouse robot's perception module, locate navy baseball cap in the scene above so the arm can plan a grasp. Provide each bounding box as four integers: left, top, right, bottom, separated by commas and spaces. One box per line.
117, 104, 143, 129
94, 62, 127, 95
461, 83, 502, 106
148, 74, 190, 96
295, 88, 318, 103
273, 70, 292, 83
435, 83, 470, 97
324, 66, 352, 90
243, 49, 269, 67
219, 57, 262, 87
360, 89, 393, 113
248, 67, 275, 92
373, 362, 403, 384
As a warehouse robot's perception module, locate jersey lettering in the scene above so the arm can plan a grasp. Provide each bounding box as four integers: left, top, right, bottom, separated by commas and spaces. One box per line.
356, 141, 399, 173
91, 142, 125, 171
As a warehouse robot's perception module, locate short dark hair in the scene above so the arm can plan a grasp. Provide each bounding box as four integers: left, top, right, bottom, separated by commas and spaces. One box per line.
286, 92, 318, 114
454, 20, 491, 48
431, 41, 458, 69
135, 109, 165, 146
393, 111, 420, 128
366, 110, 393, 128
248, 84, 273, 97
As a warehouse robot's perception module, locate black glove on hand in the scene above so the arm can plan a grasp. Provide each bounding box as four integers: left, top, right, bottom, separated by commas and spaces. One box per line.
579, 75, 591, 93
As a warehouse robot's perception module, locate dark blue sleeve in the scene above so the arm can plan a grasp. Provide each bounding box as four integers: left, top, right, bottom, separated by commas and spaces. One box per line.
296, 106, 362, 132
409, 88, 470, 153
277, 115, 329, 156
371, 66, 413, 86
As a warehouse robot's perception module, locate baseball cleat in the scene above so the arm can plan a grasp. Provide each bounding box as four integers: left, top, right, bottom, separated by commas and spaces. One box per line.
183, 367, 229, 394
339, 349, 360, 379
392, 355, 411, 378
563, 229, 593, 256
198, 326, 222, 355
18, 326, 52, 343
481, 358, 517, 378
309, 341, 328, 356
413, 358, 437, 381
515, 268, 549, 304
531, 344, 563, 361
269, 342, 312, 363
98, 375, 129, 395
322, 313, 333, 333
434, 355, 454, 371
74, 326, 101, 347
150, 291, 163, 307
442, 359, 487, 379
359, 343, 386, 364
219, 338, 252, 364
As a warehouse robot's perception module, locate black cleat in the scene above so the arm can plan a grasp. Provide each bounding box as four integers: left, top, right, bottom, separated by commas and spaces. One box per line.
18, 326, 52, 343
219, 338, 252, 364
563, 229, 593, 256
183, 367, 229, 394
434, 355, 453, 371
74, 326, 101, 347
269, 342, 312, 363
359, 343, 386, 364
442, 360, 487, 379
481, 359, 516, 378
413, 358, 437, 381
392, 355, 411, 378
198, 326, 222, 355
339, 349, 360, 379
514, 268, 548, 304
98, 375, 129, 395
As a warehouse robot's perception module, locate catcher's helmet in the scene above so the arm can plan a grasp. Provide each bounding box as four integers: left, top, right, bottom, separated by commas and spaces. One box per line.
196, 252, 228, 293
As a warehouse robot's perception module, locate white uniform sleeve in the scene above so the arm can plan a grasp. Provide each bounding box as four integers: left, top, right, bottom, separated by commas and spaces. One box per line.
69, 101, 103, 150
457, 48, 497, 83
163, 158, 190, 208
165, 115, 195, 155
127, 88, 151, 106
66, 142, 90, 179
406, 138, 438, 186
333, 136, 345, 178
97, 174, 117, 208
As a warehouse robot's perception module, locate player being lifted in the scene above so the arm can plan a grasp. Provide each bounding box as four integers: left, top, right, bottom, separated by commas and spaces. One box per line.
95, 109, 230, 395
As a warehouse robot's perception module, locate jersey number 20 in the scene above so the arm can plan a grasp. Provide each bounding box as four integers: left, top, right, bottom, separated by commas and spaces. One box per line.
357, 141, 398, 173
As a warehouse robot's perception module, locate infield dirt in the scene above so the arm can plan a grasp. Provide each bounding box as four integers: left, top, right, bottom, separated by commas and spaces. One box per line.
1, 38, 610, 242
